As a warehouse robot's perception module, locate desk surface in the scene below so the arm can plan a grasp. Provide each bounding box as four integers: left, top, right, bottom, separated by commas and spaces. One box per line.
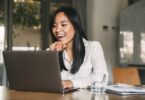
6, 89, 145, 100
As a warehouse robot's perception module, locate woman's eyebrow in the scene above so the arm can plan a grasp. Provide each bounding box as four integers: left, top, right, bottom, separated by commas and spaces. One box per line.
61, 20, 69, 23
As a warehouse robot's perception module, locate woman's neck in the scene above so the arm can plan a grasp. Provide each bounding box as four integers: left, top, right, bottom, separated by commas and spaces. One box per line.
65, 41, 73, 63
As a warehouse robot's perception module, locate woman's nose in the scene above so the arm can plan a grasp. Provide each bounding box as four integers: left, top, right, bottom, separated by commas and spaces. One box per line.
56, 25, 61, 32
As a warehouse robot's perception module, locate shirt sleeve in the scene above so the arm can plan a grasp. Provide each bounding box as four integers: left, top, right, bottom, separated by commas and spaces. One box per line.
72, 77, 91, 88
91, 41, 109, 84
91, 42, 108, 73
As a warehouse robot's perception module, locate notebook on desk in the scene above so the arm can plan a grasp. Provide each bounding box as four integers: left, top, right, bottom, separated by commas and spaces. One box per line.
3, 51, 79, 93
106, 84, 145, 95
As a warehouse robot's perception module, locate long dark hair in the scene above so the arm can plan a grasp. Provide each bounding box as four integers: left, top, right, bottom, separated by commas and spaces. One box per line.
49, 7, 87, 74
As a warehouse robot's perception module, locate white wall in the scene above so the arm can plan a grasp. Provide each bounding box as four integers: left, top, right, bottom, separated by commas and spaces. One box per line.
86, 0, 128, 84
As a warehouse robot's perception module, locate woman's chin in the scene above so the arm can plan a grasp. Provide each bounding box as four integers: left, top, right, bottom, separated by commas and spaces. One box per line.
61, 41, 67, 44
58, 39, 67, 44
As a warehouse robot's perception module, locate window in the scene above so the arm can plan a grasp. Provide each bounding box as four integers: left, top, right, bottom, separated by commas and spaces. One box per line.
13, 0, 41, 50
6, 0, 72, 51
119, 31, 134, 64
140, 33, 145, 63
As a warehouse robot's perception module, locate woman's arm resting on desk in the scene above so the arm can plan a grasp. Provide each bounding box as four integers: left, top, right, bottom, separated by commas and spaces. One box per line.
62, 80, 74, 88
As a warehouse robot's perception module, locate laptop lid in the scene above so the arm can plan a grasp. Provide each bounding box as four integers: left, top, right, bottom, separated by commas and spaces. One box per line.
3, 51, 65, 93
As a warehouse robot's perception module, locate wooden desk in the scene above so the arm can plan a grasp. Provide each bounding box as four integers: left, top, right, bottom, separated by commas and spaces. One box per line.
6, 89, 145, 100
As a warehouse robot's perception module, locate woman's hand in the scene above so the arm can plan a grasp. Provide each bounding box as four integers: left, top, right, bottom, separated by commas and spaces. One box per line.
62, 80, 74, 89
49, 41, 66, 51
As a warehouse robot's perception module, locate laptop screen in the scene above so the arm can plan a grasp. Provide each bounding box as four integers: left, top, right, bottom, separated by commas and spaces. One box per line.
3, 51, 65, 93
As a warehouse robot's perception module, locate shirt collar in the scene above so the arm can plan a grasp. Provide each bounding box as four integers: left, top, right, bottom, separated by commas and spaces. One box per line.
62, 38, 88, 63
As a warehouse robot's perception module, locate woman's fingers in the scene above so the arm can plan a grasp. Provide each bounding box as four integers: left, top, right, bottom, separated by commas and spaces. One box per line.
49, 42, 56, 51
49, 42, 66, 51
62, 80, 74, 89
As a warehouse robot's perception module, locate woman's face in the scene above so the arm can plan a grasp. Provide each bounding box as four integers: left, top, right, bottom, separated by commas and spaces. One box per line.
52, 12, 75, 45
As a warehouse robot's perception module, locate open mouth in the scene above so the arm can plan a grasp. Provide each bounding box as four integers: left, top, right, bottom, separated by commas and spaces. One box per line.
56, 34, 65, 40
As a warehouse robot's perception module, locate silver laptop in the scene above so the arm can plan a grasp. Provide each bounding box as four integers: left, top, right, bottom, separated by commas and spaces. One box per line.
3, 51, 79, 93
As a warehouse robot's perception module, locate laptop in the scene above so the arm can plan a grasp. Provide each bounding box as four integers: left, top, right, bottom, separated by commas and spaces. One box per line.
3, 50, 79, 93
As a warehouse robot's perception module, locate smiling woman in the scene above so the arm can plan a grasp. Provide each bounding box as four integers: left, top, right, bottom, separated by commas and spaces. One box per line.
48, 7, 108, 89
52, 12, 75, 45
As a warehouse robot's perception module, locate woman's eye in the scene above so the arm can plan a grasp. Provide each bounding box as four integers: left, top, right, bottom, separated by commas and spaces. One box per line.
62, 24, 67, 27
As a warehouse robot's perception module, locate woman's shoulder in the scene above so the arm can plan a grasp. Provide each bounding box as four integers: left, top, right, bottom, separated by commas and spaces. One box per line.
83, 39, 101, 47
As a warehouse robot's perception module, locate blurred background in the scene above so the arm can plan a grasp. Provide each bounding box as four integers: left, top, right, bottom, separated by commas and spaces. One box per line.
0, 0, 145, 85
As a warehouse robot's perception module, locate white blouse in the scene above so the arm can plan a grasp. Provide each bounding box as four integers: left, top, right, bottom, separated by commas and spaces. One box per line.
61, 39, 108, 88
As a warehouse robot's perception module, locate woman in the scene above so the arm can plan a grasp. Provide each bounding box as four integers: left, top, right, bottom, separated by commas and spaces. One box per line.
49, 7, 108, 89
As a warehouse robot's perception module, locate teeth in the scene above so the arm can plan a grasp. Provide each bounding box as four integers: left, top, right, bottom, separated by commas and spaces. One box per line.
57, 34, 64, 36
57, 34, 65, 38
